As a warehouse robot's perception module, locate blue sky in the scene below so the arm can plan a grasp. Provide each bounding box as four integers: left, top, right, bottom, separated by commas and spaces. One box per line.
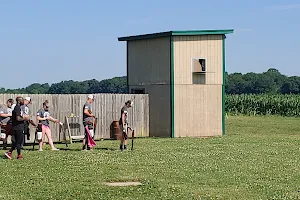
0, 0, 299, 88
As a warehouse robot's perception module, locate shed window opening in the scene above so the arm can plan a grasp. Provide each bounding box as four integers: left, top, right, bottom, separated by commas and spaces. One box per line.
192, 58, 206, 84
131, 88, 145, 94
192, 58, 206, 73
192, 73, 206, 84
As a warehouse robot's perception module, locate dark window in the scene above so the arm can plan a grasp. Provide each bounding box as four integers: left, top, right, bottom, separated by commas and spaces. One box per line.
131, 88, 145, 94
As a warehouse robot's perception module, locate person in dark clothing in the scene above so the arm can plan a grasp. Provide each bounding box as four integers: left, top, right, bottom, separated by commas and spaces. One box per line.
5, 97, 30, 160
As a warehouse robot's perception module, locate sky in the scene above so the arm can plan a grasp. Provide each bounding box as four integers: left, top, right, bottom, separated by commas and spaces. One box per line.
0, 0, 299, 88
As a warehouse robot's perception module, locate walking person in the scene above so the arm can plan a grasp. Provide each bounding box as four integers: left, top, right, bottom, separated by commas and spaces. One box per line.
119, 100, 133, 151
36, 100, 60, 151
82, 94, 96, 151
5, 97, 30, 160
21, 97, 36, 146
0, 99, 16, 150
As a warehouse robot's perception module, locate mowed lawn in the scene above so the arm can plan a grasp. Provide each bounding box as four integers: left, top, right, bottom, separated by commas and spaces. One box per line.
1, 116, 300, 200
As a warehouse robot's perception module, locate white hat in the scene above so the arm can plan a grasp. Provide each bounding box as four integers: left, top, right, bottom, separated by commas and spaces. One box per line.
25, 97, 31, 101
88, 94, 94, 99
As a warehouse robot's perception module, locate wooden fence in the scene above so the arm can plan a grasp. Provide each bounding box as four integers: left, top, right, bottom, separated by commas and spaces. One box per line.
0, 93, 149, 143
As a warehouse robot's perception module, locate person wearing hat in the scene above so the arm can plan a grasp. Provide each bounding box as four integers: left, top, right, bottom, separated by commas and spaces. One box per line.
82, 94, 96, 151
5, 96, 31, 157
119, 100, 133, 151
21, 97, 36, 145
5, 97, 30, 160
22, 97, 31, 114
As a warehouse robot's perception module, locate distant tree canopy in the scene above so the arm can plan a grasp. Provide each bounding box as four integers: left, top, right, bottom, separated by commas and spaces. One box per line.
225, 68, 300, 94
0, 76, 127, 94
0, 68, 300, 94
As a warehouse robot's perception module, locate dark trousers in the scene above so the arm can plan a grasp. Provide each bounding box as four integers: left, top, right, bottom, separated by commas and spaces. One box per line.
2, 123, 13, 149
11, 130, 24, 155
84, 127, 89, 149
23, 127, 30, 146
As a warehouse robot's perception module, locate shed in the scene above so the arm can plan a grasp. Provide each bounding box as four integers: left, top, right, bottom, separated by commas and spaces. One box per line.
118, 29, 234, 138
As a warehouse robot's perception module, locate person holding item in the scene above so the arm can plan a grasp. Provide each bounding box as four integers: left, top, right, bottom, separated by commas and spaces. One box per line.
36, 100, 60, 151
119, 100, 133, 151
20, 97, 36, 146
5, 97, 30, 160
82, 94, 96, 151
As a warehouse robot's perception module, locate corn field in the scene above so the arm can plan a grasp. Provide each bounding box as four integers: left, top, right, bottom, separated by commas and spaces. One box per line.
226, 94, 300, 116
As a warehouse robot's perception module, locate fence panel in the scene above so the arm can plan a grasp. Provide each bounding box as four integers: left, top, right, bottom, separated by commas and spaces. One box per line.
0, 93, 149, 143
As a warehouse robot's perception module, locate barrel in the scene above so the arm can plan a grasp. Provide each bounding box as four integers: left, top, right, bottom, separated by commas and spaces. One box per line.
111, 121, 122, 140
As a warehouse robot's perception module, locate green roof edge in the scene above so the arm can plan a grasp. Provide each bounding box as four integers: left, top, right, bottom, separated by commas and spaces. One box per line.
118, 29, 234, 41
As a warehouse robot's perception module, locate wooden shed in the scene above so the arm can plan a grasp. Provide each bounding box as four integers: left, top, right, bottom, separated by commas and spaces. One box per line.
118, 29, 234, 138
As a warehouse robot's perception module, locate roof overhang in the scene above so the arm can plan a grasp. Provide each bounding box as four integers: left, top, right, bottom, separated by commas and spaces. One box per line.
118, 29, 234, 41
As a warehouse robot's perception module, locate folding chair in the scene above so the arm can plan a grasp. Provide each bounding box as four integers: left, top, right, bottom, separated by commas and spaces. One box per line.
64, 116, 84, 148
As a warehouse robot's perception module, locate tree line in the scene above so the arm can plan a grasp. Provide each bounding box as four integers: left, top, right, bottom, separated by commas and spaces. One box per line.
0, 68, 299, 94
0, 77, 127, 94
225, 68, 300, 94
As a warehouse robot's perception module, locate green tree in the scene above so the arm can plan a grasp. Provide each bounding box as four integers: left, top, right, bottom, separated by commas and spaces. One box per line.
226, 73, 246, 94
243, 72, 259, 94
226, 68, 290, 94
85, 79, 101, 93
280, 76, 300, 94
98, 76, 127, 93
26, 83, 50, 94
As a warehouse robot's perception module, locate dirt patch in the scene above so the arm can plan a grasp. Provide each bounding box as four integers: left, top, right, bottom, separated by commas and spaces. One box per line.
104, 182, 142, 187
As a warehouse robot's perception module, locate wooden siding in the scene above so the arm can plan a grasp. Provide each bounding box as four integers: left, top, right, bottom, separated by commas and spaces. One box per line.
173, 35, 223, 137
174, 85, 222, 137
127, 37, 171, 86
127, 36, 172, 138
129, 85, 171, 137
0, 93, 149, 143
173, 35, 223, 85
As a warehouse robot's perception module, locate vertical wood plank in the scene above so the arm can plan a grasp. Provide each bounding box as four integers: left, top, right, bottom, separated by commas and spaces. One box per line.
0, 93, 149, 144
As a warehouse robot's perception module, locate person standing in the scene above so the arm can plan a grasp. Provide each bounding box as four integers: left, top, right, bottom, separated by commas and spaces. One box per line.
82, 94, 96, 151
36, 100, 60, 151
5, 97, 30, 160
119, 100, 133, 151
0, 99, 15, 150
21, 97, 36, 145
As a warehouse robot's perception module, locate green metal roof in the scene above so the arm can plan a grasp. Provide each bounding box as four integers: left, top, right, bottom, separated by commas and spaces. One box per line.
118, 29, 234, 41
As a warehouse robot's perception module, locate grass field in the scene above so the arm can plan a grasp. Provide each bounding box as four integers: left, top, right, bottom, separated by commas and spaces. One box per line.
1, 115, 300, 200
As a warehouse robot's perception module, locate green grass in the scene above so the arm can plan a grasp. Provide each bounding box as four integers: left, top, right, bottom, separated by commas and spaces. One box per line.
1, 115, 300, 199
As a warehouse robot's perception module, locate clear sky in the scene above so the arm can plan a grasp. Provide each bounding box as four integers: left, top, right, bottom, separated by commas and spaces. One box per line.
0, 0, 299, 88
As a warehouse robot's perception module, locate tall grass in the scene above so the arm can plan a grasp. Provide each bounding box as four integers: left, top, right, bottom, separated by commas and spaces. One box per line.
225, 94, 300, 116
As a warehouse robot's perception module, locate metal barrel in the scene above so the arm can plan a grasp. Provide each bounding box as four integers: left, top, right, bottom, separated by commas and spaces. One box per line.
111, 121, 122, 140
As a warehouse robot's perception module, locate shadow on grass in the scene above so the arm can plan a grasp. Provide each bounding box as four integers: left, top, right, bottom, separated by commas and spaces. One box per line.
20, 146, 120, 152
45, 147, 119, 152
